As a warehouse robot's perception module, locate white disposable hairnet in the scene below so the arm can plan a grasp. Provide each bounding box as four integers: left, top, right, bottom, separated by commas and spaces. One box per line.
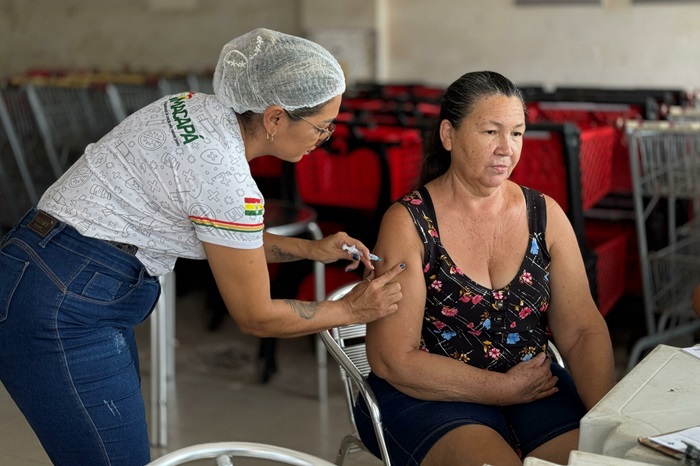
213, 28, 346, 114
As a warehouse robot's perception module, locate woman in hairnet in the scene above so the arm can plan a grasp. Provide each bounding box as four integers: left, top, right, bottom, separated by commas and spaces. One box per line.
0, 28, 405, 466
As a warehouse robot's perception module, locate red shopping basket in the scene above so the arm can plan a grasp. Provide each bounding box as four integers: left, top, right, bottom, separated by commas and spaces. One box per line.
526, 101, 643, 195
354, 126, 423, 202
249, 155, 284, 179
294, 126, 423, 211
578, 126, 615, 210
511, 125, 614, 212
295, 145, 382, 211
585, 221, 629, 317
511, 129, 570, 210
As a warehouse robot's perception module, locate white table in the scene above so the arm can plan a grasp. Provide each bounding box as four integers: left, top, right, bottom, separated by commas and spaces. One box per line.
579, 344, 700, 465
149, 200, 327, 448
523, 450, 658, 465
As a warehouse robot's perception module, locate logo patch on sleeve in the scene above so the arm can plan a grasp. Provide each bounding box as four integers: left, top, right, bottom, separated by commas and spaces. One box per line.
243, 197, 264, 216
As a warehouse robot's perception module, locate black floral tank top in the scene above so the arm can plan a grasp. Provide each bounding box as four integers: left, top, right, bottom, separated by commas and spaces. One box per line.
399, 186, 551, 373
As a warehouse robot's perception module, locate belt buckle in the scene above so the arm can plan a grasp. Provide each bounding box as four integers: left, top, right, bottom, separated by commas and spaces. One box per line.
27, 211, 57, 237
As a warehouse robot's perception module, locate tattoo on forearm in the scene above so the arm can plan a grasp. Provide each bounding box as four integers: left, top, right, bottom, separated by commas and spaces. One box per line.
271, 245, 299, 262
284, 299, 320, 320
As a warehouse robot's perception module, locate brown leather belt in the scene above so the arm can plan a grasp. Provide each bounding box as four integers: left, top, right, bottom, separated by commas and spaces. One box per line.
29, 210, 138, 256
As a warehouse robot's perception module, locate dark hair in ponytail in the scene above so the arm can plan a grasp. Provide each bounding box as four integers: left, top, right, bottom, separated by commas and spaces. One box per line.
418, 71, 525, 186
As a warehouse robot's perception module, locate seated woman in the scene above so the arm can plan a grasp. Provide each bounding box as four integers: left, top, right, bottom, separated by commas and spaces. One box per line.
354, 71, 616, 466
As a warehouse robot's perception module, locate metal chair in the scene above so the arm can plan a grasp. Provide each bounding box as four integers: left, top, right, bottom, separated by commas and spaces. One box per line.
321, 281, 568, 466
146, 441, 335, 466
321, 281, 392, 466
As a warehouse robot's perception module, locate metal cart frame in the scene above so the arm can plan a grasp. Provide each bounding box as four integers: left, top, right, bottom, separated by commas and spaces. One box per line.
626, 121, 700, 370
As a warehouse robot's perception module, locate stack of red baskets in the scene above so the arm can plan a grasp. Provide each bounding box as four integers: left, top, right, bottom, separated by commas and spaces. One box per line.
510, 122, 626, 317
294, 124, 424, 212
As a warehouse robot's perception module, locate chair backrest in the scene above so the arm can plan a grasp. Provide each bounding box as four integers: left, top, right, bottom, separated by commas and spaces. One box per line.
324, 280, 371, 402
323, 281, 392, 465
146, 441, 336, 466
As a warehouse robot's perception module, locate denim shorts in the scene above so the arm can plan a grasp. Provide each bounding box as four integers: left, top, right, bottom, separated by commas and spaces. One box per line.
0, 208, 161, 465
353, 362, 586, 466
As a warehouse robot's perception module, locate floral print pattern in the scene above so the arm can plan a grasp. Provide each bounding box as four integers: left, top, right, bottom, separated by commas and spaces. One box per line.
402, 187, 552, 373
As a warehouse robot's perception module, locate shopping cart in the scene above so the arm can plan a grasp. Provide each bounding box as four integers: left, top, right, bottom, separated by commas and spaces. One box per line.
0, 86, 61, 229
158, 77, 191, 96
526, 100, 644, 194
0, 95, 33, 230
186, 72, 215, 94
626, 121, 700, 370
666, 106, 700, 123
106, 82, 162, 122
25, 83, 115, 175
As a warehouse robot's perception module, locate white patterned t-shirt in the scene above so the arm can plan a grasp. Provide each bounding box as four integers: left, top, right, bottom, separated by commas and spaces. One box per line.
39, 92, 265, 276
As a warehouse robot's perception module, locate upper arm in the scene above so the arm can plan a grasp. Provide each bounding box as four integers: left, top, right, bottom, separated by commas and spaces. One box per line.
543, 197, 605, 354
203, 241, 274, 330
365, 203, 427, 375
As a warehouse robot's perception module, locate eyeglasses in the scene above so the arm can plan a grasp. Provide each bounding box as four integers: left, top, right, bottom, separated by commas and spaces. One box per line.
285, 110, 336, 147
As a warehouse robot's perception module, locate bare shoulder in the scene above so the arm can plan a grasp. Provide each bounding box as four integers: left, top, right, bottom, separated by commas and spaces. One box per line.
375, 198, 423, 261
377, 195, 427, 240
542, 193, 568, 223
382, 199, 414, 227
541, 193, 576, 249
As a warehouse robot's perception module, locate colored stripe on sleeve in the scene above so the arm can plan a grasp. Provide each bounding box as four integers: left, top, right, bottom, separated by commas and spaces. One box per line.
189, 215, 264, 233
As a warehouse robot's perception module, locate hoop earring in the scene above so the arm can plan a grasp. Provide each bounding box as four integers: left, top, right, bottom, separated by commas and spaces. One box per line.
266, 132, 275, 143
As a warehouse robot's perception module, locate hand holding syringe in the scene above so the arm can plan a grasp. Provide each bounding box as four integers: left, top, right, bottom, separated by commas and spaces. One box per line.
342, 243, 382, 262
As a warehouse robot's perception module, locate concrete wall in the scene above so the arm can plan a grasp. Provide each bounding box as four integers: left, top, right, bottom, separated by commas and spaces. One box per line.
0, 0, 300, 76
1, 0, 698, 90
384, 0, 700, 89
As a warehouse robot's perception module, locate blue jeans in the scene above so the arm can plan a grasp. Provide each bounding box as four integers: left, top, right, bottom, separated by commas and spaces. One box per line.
0, 208, 161, 465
